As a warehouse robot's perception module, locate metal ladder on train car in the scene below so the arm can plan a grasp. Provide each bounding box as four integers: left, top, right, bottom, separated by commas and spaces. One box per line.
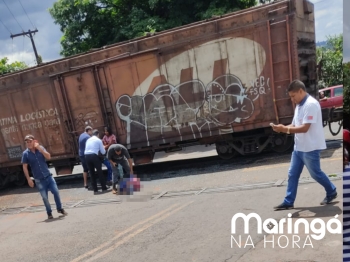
267, 15, 295, 124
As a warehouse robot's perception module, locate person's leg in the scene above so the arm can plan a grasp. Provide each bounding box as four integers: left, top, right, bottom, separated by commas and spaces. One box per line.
103, 158, 113, 184
301, 150, 337, 202
86, 154, 98, 192
35, 179, 52, 217
119, 160, 131, 194
93, 155, 107, 190
112, 164, 120, 193
278, 151, 304, 207
80, 156, 89, 188
47, 176, 67, 214
118, 164, 124, 179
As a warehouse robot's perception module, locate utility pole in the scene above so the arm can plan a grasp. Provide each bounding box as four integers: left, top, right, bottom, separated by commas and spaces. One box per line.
11, 29, 41, 65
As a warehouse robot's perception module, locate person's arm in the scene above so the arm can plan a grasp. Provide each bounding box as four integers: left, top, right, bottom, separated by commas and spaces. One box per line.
110, 134, 117, 144
99, 140, 106, 155
22, 164, 34, 188
34, 142, 51, 160
107, 148, 116, 167
102, 136, 108, 146
123, 148, 133, 174
128, 158, 134, 174
273, 123, 311, 134
273, 104, 316, 134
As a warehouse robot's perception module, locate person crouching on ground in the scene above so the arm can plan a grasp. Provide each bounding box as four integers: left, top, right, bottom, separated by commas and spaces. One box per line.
107, 144, 134, 194
21, 134, 67, 219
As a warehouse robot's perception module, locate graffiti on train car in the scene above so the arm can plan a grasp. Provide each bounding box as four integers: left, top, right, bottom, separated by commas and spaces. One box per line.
116, 74, 269, 145
248, 76, 270, 101
0, 108, 61, 135
113, 37, 272, 146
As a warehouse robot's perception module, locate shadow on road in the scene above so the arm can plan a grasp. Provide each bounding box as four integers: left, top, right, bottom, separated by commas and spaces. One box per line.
291, 202, 342, 218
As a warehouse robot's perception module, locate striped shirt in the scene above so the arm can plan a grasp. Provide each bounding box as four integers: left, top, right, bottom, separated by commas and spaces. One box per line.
344, 166, 350, 261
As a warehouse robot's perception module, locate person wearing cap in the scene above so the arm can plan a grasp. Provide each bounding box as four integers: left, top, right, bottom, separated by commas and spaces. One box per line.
107, 144, 134, 194
21, 134, 67, 219
78, 126, 93, 188
84, 129, 109, 194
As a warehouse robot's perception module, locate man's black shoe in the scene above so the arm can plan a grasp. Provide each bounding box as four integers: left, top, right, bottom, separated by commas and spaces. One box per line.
320, 193, 337, 205
48, 213, 53, 219
274, 203, 294, 210
58, 209, 68, 216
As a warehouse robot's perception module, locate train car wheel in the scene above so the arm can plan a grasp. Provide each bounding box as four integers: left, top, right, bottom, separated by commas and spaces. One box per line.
216, 143, 237, 160
271, 135, 294, 153
13, 172, 26, 187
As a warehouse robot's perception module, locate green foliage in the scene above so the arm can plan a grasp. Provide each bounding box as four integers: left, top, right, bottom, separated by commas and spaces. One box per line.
49, 0, 256, 57
344, 62, 350, 114
316, 34, 343, 87
0, 57, 28, 75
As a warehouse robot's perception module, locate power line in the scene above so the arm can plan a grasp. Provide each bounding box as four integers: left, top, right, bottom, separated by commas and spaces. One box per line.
1, 0, 24, 31
18, 0, 35, 29
0, 17, 12, 34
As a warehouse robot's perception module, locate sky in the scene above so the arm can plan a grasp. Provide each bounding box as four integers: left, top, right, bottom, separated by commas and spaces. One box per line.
0, 0, 344, 67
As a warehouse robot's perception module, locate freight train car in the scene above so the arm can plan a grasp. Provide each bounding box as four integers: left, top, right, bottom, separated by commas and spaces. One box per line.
0, 0, 317, 188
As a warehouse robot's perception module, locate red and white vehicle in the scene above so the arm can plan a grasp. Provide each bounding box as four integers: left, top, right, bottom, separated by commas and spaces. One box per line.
318, 85, 343, 109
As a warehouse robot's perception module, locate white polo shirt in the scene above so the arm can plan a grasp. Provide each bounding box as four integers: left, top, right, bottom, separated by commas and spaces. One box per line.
84, 136, 106, 155
291, 94, 326, 152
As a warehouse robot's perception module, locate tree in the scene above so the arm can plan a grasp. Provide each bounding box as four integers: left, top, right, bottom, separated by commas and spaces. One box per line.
316, 34, 343, 87
0, 57, 28, 75
49, 0, 256, 57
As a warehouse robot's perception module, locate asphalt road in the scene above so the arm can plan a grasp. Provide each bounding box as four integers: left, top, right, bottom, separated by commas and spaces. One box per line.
0, 177, 343, 262
0, 124, 343, 261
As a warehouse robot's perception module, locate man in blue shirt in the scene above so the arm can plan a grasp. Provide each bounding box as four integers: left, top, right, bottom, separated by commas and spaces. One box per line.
78, 126, 93, 188
21, 134, 67, 219
84, 129, 109, 194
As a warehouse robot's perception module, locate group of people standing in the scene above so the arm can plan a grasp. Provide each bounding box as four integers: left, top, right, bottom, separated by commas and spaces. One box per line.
20, 126, 134, 219
78, 126, 133, 195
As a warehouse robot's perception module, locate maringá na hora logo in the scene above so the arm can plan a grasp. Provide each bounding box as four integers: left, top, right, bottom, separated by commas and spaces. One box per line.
231, 212, 341, 249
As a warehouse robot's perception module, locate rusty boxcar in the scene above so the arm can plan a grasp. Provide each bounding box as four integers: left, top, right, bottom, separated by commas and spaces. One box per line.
0, 0, 317, 188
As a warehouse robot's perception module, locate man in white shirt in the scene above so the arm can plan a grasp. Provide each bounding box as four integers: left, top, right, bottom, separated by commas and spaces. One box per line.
84, 129, 109, 194
272, 80, 337, 210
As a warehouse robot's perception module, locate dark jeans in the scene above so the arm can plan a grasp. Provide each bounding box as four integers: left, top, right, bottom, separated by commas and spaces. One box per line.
85, 154, 107, 192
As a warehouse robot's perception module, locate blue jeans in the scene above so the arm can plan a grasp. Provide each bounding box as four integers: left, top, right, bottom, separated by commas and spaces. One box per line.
112, 160, 129, 190
102, 158, 113, 181
284, 150, 337, 205
35, 176, 63, 215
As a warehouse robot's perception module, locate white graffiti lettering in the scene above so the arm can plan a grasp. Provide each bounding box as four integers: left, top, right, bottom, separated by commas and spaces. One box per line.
0, 116, 18, 126
44, 118, 61, 128
249, 76, 269, 101
20, 108, 58, 122
1, 125, 18, 135
21, 121, 43, 131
